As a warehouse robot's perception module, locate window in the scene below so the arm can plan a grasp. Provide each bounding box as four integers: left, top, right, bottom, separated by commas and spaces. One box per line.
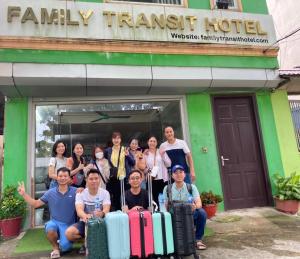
106, 0, 184, 6
34, 100, 184, 225
289, 100, 300, 151
210, 0, 243, 11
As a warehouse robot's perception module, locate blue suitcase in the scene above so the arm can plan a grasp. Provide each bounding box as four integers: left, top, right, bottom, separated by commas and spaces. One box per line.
105, 211, 130, 259
152, 211, 174, 256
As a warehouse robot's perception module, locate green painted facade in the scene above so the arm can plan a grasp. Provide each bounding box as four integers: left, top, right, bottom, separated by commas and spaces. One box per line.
1, 0, 293, 213
0, 49, 278, 69
271, 90, 300, 176
256, 92, 284, 193
3, 98, 28, 187
186, 91, 287, 209
186, 93, 224, 210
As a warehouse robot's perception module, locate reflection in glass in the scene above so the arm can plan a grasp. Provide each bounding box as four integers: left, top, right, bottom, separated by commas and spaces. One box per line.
34, 100, 182, 225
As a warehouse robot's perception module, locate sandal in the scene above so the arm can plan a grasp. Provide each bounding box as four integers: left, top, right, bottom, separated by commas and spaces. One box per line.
195, 240, 207, 250
78, 244, 86, 255
50, 249, 60, 259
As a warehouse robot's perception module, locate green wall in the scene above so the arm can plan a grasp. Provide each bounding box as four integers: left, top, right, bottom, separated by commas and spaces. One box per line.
188, 0, 211, 9
271, 90, 300, 176
186, 92, 287, 208
186, 93, 224, 210
241, 0, 268, 14
0, 49, 278, 69
3, 98, 28, 187
256, 92, 284, 194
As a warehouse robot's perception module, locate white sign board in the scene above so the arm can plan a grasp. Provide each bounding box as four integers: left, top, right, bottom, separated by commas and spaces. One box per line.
0, 0, 277, 46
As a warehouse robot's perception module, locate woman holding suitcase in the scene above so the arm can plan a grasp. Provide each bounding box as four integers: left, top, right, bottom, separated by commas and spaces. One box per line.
105, 132, 135, 210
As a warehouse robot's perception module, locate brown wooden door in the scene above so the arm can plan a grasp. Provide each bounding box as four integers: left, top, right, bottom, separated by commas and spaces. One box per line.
213, 96, 270, 210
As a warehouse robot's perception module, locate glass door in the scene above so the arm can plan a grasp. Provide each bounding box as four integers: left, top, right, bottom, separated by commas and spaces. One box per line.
34, 100, 183, 225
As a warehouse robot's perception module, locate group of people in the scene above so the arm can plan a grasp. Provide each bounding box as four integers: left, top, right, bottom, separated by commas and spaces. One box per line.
17, 126, 207, 259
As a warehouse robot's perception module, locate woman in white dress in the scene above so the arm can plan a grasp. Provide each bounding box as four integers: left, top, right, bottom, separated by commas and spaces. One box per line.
144, 135, 171, 209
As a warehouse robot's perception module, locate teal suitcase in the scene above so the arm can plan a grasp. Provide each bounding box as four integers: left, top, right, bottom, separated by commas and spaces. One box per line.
152, 212, 174, 256
105, 211, 130, 259
86, 218, 109, 259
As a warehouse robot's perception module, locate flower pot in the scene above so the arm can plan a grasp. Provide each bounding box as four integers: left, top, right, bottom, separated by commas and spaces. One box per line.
0, 216, 22, 238
203, 204, 218, 219
274, 198, 299, 214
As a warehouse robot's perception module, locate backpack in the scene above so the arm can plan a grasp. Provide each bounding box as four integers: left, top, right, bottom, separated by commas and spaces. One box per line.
167, 183, 193, 204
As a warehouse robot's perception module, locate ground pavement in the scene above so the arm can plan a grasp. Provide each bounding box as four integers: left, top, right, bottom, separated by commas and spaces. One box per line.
0, 207, 299, 259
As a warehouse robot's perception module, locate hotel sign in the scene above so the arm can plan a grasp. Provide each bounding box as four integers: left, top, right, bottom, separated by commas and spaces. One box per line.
0, 0, 277, 46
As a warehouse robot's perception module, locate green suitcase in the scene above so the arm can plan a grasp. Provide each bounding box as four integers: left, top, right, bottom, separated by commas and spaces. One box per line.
86, 218, 109, 259
152, 212, 174, 256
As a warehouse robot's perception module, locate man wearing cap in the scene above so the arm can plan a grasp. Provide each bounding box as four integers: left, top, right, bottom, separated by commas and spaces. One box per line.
163, 165, 207, 250
160, 126, 196, 183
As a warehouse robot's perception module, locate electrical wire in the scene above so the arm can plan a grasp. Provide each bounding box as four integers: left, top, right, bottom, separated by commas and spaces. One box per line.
263, 26, 300, 53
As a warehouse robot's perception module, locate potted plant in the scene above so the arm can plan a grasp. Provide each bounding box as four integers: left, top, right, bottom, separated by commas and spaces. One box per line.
216, 0, 229, 9
273, 172, 300, 214
200, 191, 223, 219
0, 185, 26, 238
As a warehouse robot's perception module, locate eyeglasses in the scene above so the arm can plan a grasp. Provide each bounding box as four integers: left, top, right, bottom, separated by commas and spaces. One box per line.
130, 176, 141, 180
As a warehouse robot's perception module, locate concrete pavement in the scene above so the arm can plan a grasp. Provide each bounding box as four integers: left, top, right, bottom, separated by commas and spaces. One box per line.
0, 207, 299, 259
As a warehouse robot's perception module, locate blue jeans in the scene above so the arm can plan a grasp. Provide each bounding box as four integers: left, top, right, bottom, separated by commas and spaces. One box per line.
193, 208, 207, 240
45, 219, 73, 252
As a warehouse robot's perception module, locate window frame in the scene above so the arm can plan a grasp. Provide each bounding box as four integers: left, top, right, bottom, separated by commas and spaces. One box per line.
29, 95, 190, 226
210, 0, 243, 12
289, 98, 300, 152
104, 0, 188, 8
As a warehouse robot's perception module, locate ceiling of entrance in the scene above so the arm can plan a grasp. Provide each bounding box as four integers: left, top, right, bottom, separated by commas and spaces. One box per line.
58, 110, 159, 124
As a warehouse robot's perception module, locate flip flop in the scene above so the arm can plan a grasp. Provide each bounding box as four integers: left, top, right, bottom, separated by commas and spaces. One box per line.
196, 240, 207, 250
50, 249, 60, 259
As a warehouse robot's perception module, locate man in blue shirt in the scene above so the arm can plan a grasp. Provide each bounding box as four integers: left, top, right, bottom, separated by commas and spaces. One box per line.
18, 167, 77, 259
163, 165, 207, 250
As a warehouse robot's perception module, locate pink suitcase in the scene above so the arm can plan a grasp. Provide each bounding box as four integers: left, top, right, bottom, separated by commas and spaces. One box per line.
129, 210, 154, 258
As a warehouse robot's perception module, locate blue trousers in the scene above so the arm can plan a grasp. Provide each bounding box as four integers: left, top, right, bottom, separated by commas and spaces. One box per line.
193, 208, 207, 240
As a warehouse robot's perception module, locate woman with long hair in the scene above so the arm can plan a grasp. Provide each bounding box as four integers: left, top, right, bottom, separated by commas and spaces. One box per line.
66, 143, 92, 188
48, 140, 67, 189
144, 135, 171, 209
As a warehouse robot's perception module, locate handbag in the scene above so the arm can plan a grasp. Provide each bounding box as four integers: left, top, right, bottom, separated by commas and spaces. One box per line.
73, 172, 85, 186
150, 150, 159, 178
109, 147, 122, 180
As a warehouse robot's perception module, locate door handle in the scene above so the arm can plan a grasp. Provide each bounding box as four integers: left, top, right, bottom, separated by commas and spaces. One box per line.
221, 155, 229, 166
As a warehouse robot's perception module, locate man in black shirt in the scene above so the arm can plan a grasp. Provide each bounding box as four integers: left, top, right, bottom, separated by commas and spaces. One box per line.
124, 169, 149, 211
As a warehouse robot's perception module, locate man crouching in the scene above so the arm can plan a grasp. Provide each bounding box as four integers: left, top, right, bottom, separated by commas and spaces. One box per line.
65, 168, 111, 255
18, 167, 77, 259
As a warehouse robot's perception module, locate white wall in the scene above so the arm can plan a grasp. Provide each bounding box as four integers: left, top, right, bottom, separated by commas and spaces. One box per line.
267, 0, 300, 69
